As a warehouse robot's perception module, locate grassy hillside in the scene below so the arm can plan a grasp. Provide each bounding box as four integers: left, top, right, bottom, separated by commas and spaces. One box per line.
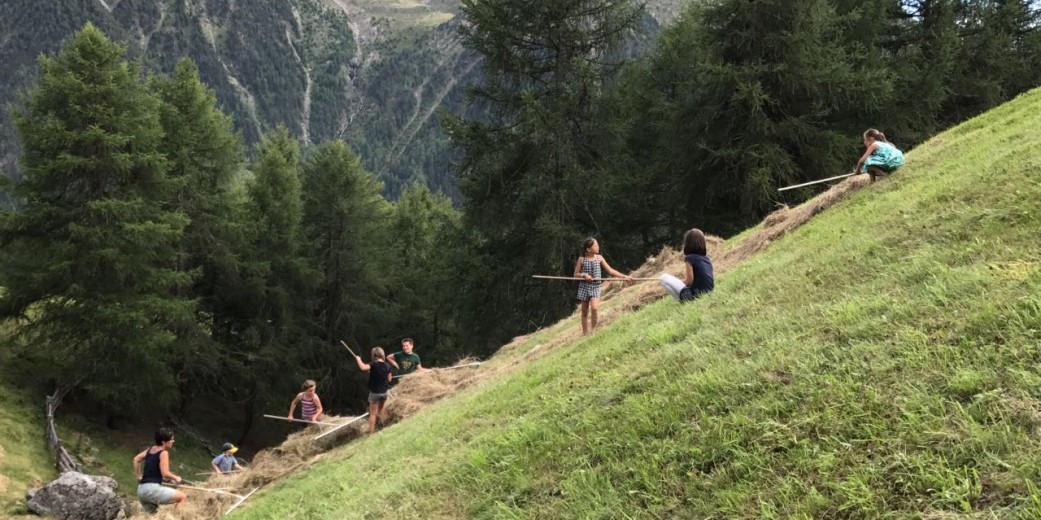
0, 327, 215, 516
222, 88, 1041, 519
0, 379, 53, 515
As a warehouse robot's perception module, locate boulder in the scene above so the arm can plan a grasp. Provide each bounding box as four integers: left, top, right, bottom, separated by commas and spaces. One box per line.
26, 472, 124, 520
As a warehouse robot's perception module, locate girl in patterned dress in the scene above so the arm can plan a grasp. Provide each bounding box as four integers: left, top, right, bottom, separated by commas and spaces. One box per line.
856, 128, 904, 182
573, 238, 632, 336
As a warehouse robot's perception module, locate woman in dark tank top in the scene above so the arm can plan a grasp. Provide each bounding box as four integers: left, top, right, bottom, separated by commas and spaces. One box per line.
133, 428, 187, 513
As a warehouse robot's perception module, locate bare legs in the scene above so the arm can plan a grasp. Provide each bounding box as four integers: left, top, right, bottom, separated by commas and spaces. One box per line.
368, 400, 386, 434
867, 165, 887, 183
579, 299, 600, 335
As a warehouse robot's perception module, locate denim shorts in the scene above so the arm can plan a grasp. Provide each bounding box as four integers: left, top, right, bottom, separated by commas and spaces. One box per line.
368, 392, 388, 403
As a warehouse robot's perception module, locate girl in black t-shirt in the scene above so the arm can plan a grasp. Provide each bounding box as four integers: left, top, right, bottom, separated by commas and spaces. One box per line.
354, 347, 393, 433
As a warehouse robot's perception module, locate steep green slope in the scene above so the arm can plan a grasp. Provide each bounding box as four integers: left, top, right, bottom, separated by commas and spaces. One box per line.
0, 381, 53, 515
229, 88, 1041, 519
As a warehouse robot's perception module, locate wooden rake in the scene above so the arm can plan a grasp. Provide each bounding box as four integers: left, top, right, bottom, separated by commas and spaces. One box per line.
261, 414, 341, 427
165, 484, 261, 515
392, 361, 482, 380
313, 413, 370, 441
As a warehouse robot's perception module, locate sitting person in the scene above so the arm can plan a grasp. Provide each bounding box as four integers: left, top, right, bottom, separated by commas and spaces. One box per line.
660, 228, 714, 302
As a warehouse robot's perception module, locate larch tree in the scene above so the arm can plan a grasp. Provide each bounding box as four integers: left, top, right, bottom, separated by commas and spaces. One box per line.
446, 0, 645, 340
300, 139, 392, 403
151, 57, 248, 413
0, 23, 192, 411
235, 125, 314, 438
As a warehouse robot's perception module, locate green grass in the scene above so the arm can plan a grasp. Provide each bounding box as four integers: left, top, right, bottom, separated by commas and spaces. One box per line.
230, 87, 1041, 519
0, 379, 54, 515
54, 417, 218, 493
347, 0, 458, 28
0, 325, 215, 512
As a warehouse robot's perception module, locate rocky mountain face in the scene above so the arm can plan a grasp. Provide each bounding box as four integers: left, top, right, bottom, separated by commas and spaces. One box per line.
0, 0, 670, 205
0, 0, 477, 200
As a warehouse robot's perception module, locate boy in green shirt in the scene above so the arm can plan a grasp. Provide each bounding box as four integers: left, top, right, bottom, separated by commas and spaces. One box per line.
388, 337, 424, 376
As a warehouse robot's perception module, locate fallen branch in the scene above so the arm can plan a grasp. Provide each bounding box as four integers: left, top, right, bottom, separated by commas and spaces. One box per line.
168, 414, 217, 456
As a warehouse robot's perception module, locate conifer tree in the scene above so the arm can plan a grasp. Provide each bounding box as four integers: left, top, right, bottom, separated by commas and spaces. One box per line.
151, 57, 248, 409
385, 183, 463, 357
299, 140, 392, 401
946, 0, 1041, 122
881, 0, 960, 141
678, 0, 891, 219
236, 125, 313, 437
0, 24, 192, 411
301, 140, 391, 353
447, 0, 644, 339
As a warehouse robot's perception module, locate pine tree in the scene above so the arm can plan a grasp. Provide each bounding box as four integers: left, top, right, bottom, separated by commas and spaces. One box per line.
0, 23, 192, 411
676, 0, 892, 219
150, 57, 248, 410
887, 0, 960, 141
235, 125, 314, 437
385, 183, 463, 358
946, 0, 1041, 122
300, 140, 392, 403
447, 0, 644, 339
301, 141, 390, 350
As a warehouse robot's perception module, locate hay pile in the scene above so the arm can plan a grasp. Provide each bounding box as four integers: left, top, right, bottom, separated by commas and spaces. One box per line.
141, 415, 366, 519
381, 358, 482, 422
138, 362, 484, 519
606, 174, 869, 308
713, 175, 870, 274
507, 175, 870, 357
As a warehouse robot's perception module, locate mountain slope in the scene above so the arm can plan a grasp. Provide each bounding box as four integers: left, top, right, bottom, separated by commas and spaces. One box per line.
0, 0, 473, 200
0, 0, 673, 205
219, 88, 1041, 518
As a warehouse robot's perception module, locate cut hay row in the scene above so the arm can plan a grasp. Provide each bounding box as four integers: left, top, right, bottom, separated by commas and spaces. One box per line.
139, 175, 869, 519
140, 359, 485, 519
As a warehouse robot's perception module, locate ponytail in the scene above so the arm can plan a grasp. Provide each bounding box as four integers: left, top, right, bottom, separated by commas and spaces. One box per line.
863, 128, 888, 143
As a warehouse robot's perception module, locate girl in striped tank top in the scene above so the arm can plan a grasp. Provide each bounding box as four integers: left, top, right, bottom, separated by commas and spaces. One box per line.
573, 238, 633, 336
288, 379, 324, 423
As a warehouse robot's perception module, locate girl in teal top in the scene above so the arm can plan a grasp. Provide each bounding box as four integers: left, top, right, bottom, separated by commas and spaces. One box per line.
856, 128, 904, 182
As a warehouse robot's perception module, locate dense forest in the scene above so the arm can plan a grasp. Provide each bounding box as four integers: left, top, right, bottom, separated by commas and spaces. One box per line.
0, 0, 485, 207
1, 0, 1039, 446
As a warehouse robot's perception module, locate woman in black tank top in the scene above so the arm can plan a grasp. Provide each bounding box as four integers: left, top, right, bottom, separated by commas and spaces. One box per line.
133, 428, 187, 513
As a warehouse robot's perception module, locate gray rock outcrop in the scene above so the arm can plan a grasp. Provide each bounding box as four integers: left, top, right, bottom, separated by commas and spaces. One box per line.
26, 471, 124, 520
